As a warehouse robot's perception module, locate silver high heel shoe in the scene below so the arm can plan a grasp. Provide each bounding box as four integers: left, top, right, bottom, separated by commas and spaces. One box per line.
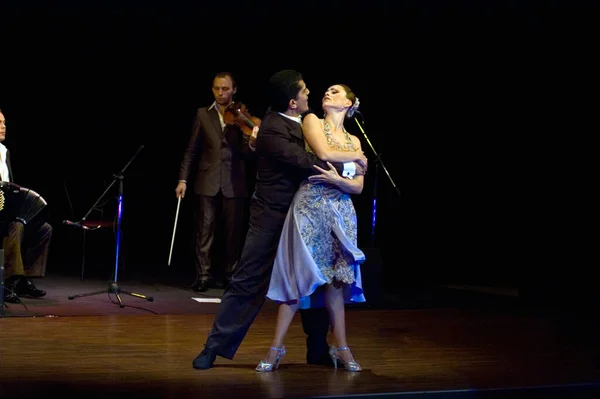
255, 346, 286, 372
329, 345, 362, 372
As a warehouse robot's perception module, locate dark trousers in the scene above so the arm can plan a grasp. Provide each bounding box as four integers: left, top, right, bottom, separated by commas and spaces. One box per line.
3, 221, 52, 280
205, 199, 330, 360
195, 192, 246, 282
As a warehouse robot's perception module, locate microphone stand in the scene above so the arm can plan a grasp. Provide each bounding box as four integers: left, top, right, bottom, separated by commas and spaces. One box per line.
67, 145, 154, 308
354, 114, 401, 247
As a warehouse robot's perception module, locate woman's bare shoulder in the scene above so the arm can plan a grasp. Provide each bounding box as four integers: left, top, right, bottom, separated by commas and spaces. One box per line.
303, 113, 322, 123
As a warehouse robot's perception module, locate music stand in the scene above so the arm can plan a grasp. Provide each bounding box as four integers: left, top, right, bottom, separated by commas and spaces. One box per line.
66, 145, 153, 308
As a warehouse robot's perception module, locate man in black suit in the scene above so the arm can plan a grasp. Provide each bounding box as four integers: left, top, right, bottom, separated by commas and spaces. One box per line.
0, 108, 52, 304
175, 72, 255, 291
192, 70, 367, 369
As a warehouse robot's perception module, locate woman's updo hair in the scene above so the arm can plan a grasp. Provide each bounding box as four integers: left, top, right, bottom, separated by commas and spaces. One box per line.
340, 84, 360, 118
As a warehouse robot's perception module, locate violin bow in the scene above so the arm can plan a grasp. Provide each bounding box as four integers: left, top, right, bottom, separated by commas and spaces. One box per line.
168, 196, 182, 266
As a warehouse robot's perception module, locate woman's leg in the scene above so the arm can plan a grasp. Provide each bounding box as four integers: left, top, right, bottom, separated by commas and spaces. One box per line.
263, 301, 298, 364
324, 283, 356, 364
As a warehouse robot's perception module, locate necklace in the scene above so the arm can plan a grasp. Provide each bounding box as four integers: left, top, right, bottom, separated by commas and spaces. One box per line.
323, 120, 357, 152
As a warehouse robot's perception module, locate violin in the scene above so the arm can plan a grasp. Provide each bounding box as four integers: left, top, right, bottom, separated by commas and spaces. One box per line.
223, 101, 261, 137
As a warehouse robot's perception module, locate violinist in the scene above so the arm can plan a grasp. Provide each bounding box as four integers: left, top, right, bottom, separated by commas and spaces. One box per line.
175, 71, 258, 292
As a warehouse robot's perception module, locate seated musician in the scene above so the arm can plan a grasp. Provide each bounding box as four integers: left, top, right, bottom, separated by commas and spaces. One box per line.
0, 108, 52, 304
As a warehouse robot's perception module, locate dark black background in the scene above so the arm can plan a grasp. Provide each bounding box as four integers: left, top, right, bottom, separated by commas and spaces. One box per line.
1, 0, 594, 303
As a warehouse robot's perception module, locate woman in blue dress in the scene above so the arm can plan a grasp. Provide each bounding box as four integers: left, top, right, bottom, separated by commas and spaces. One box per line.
256, 84, 366, 372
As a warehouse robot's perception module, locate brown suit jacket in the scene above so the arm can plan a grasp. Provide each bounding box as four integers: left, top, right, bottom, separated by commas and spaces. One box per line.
178, 106, 252, 198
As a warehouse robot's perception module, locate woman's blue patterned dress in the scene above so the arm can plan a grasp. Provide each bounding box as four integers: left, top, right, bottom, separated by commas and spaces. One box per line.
266, 120, 366, 308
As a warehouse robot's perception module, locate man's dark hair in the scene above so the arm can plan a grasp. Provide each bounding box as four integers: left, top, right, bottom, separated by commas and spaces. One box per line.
214, 71, 237, 89
267, 70, 303, 113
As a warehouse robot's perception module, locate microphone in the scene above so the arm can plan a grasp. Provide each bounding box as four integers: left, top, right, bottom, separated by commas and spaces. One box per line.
353, 110, 365, 126
63, 220, 90, 230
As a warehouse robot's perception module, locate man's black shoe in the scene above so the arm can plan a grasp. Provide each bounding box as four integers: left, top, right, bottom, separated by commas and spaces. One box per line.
192, 280, 209, 292
16, 278, 46, 298
3, 289, 20, 304
192, 347, 217, 370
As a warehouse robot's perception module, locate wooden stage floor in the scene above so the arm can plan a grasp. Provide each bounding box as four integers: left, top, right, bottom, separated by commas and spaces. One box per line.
2, 303, 600, 398
2, 275, 600, 398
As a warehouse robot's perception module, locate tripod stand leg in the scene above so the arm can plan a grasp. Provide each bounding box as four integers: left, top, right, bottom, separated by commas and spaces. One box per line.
68, 290, 107, 300
114, 292, 124, 308
121, 290, 154, 302
68, 282, 153, 307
